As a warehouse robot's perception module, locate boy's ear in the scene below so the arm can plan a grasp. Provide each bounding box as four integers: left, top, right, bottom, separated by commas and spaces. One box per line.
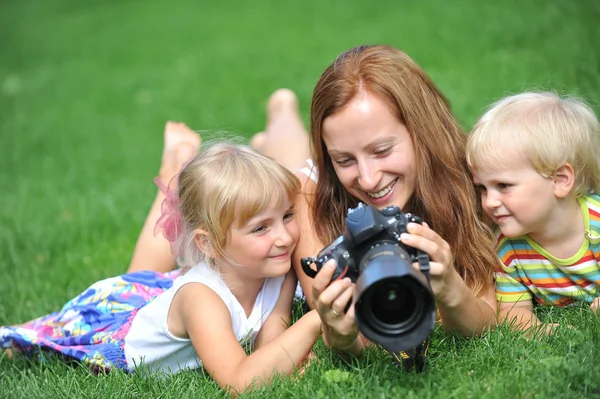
193, 228, 215, 258
553, 163, 575, 199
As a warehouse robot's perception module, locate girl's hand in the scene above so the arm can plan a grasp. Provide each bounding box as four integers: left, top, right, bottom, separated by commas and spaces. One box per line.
311, 260, 360, 352
399, 222, 460, 306
591, 297, 600, 314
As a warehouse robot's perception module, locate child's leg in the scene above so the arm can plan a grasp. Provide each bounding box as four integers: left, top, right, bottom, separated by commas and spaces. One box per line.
250, 89, 310, 173
127, 122, 201, 273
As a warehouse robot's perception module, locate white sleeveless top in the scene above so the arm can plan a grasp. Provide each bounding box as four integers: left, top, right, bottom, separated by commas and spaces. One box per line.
124, 265, 285, 373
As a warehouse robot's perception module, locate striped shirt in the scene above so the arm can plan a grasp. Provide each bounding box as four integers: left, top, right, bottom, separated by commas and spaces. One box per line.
495, 195, 600, 306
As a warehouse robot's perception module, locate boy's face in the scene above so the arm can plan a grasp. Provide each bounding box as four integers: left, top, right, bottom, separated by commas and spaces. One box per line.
471, 157, 558, 239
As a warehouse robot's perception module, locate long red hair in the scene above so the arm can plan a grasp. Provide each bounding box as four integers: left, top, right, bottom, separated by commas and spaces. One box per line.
309, 45, 496, 295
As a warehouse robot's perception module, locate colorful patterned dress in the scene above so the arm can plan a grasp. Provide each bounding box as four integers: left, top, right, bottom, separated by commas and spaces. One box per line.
0, 269, 182, 370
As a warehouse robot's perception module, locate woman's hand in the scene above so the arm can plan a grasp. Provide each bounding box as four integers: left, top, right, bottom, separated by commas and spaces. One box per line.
311, 260, 363, 354
399, 221, 497, 336
399, 222, 460, 306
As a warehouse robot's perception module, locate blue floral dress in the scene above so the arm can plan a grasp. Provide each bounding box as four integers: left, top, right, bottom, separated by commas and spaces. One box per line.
0, 269, 182, 370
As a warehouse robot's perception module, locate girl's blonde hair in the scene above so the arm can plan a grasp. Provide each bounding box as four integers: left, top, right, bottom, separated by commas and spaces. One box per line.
309, 44, 498, 296
174, 142, 300, 270
467, 91, 600, 197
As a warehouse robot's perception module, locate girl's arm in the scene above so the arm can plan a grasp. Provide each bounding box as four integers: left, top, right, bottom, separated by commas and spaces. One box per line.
176, 283, 321, 396
253, 270, 296, 348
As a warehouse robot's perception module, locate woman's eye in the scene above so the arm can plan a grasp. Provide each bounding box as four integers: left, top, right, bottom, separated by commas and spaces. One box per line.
334, 158, 353, 166
374, 147, 392, 156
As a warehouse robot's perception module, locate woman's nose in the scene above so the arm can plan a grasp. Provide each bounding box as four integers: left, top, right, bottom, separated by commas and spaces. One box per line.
357, 160, 380, 191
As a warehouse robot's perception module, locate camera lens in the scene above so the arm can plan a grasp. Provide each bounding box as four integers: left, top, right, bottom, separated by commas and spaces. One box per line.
370, 281, 415, 325
353, 242, 435, 352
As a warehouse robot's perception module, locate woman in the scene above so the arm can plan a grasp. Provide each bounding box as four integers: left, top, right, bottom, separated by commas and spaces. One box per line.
282, 45, 499, 368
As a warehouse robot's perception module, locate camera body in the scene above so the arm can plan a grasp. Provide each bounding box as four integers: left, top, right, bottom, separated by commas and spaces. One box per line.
301, 203, 436, 352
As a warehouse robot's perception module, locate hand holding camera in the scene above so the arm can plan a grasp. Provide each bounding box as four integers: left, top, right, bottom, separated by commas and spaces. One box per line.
301, 203, 436, 352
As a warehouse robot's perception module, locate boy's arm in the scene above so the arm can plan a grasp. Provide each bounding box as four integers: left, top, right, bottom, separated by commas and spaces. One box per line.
498, 301, 560, 335
498, 300, 542, 330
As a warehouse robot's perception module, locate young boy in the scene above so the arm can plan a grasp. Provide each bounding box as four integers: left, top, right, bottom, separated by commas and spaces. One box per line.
466, 92, 600, 331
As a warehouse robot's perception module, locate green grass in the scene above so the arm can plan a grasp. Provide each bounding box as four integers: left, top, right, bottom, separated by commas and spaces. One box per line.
1, 0, 599, 398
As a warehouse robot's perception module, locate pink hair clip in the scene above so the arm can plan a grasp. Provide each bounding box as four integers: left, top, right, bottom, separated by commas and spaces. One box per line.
153, 174, 183, 244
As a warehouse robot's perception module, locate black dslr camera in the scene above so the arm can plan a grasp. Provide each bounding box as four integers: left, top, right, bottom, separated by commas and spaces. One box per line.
301, 203, 435, 352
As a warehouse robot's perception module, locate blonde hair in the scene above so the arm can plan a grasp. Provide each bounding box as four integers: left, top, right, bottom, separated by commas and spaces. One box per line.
309, 44, 497, 296
174, 141, 300, 270
467, 91, 600, 197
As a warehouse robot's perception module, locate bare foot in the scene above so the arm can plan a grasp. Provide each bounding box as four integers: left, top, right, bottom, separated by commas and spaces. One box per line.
250, 89, 310, 172
159, 121, 202, 184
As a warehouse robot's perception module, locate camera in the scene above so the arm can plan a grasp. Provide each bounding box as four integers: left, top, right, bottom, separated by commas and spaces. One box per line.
301, 203, 435, 352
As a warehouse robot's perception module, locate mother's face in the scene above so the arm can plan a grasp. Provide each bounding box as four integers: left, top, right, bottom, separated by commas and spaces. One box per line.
322, 91, 417, 211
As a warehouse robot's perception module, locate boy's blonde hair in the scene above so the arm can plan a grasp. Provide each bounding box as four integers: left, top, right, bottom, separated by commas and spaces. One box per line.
174, 141, 300, 270
467, 91, 600, 197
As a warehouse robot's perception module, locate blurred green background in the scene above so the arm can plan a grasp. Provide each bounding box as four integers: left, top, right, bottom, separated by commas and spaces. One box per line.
1, 0, 599, 325
1, 1, 600, 398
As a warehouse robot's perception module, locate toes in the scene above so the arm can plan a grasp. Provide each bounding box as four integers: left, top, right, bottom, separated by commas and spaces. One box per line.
250, 132, 267, 152
267, 89, 299, 120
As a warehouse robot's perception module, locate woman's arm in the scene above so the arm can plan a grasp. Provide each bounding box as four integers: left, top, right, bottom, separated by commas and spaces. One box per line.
290, 173, 368, 357
291, 173, 325, 307
177, 283, 321, 397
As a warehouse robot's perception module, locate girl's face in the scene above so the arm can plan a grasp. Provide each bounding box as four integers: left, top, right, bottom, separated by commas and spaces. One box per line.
221, 195, 299, 279
322, 91, 417, 211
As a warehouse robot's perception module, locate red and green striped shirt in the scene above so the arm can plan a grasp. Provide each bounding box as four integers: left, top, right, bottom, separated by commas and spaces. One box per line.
495, 195, 600, 306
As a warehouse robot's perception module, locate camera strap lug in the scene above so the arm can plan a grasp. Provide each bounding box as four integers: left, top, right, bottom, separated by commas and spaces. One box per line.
417, 252, 431, 283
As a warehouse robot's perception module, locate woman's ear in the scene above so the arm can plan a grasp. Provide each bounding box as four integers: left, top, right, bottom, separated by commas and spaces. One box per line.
553, 163, 575, 199
193, 228, 215, 258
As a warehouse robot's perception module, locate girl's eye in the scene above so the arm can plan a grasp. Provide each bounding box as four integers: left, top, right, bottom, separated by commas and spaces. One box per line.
252, 225, 267, 234
283, 211, 295, 221
475, 184, 487, 192
497, 183, 511, 190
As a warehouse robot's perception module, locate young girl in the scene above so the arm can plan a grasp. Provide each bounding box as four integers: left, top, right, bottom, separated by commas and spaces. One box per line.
0, 141, 321, 395
466, 92, 600, 331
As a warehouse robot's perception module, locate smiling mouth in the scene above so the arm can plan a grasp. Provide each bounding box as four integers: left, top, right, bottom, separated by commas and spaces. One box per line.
270, 252, 289, 259
367, 178, 398, 199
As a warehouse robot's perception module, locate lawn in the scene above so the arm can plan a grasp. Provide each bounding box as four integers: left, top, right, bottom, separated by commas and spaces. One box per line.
1, 0, 599, 398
